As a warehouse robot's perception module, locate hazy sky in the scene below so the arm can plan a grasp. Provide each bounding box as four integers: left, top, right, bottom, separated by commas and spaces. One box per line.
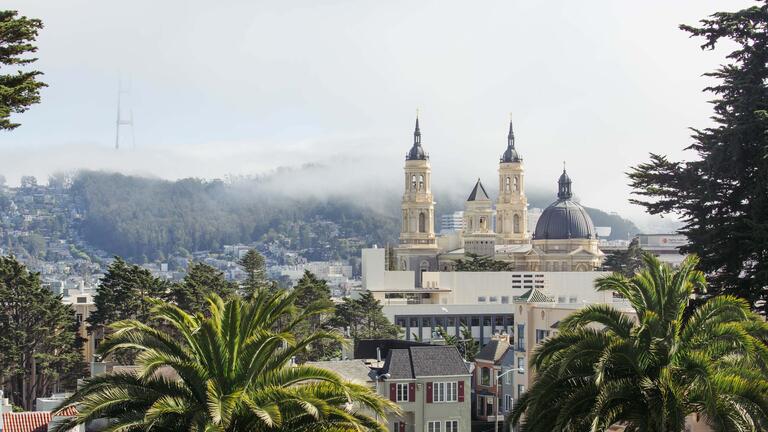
0, 0, 754, 227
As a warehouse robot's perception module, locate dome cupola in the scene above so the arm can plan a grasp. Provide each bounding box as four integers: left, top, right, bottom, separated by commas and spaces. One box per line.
533, 167, 596, 240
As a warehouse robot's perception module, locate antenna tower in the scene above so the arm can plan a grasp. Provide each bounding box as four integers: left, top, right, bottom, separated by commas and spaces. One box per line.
115, 77, 136, 150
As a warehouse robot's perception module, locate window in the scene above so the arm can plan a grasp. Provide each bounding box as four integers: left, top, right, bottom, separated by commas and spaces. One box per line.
517, 384, 526, 398
569, 296, 577, 304
75, 313, 83, 324
409, 318, 418, 328
411, 174, 417, 190
517, 357, 525, 373
489, 296, 498, 303
446, 420, 459, 432
535, 329, 550, 344
494, 316, 504, 326
513, 214, 520, 233
477, 296, 486, 303
419, 174, 424, 190
432, 382, 458, 403
505, 176, 511, 192
501, 296, 509, 304
505, 394, 513, 411
557, 296, 566, 303
513, 176, 519, 192
396, 383, 409, 402
504, 370, 512, 384
428, 421, 442, 432
77, 296, 87, 303
419, 212, 426, 233
481, 368, 491, 386
516, 324, 525, 350
446, 317, 455, 327
396, 318, 406, 328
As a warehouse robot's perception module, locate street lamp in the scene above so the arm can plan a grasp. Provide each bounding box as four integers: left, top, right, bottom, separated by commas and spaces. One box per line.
496, 367, 523, 432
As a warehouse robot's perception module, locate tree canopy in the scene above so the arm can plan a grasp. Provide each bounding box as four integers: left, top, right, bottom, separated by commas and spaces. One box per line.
602, 237, 644, 277
0, 10, 46, 131
166, 261, 236, 315
332, 291, 399, 342
508, 254, 768, 431
0, 255, 84, 410
53, 291, 397, 432
629, 1, 768, 314
454, 253, 513, 272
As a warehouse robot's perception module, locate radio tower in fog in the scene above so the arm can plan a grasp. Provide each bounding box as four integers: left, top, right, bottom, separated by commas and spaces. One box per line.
115, 77, 135, 150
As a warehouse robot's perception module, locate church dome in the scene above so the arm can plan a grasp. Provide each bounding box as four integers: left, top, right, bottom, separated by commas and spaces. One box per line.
533, 169, 597, 240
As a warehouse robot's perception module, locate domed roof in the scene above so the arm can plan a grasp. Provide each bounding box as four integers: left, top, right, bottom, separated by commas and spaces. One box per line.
406, 117, 428, 161
500, 119, 522, 163
533, 169, 597, 240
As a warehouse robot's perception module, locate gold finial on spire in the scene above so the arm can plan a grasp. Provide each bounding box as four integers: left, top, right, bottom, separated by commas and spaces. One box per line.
563, 160, 566, 171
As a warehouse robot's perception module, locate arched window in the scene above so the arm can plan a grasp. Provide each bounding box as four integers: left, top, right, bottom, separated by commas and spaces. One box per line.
481, 367, 491, 386
480, 217, 486, 230
418, 174, 424, 190
505, 177, 511, 192
513, 176, 519, 192
513, 214, 521, 233
468, 218, 473, 231
411, 174, 417, 190
402, 210, 408, 232
418, 212, 426, 233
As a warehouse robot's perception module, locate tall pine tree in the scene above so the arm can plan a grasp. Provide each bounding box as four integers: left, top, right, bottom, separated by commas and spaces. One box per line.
167, 262, 236, 315
87, 257, 168, 363
0, 256, 84, 410
629, 1, 768, 313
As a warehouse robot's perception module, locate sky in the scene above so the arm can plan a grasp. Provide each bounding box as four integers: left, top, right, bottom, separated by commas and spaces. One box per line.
0, 0, 756, 229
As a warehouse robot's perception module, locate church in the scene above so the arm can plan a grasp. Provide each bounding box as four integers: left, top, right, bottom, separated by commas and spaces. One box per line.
394, 116, 604, 284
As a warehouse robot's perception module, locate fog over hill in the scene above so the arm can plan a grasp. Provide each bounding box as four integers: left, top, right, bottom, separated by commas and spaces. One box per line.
66, 165, 640, 261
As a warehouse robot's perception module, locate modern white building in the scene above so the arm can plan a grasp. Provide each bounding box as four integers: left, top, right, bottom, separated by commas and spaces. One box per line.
439, 211, 465, 234
362, 247, 615, 344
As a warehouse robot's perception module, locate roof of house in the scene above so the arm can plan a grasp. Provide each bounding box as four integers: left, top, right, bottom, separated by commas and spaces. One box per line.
305, 360, 376, 384
2, 412, 52, 432
354, 339, 431, 360
514, 288, 554, 303
383, 345, 470, 379
475, 338, 511, 364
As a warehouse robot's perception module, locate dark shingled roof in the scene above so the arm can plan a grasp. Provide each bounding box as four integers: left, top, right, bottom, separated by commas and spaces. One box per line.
475, 338, 511, 364
467, 179, 490, 201
383, 346, 470, 379
354, 339, 431, 361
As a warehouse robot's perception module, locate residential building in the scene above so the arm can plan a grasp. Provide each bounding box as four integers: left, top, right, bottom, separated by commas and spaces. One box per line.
380, 345, 471, 432
472, 334, 513, 422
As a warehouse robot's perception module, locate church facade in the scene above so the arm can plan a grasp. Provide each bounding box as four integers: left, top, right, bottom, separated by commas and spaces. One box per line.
394, 116, 604, 284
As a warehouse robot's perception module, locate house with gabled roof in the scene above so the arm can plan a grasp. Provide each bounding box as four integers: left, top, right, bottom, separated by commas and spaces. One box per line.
380, 345, 471, 432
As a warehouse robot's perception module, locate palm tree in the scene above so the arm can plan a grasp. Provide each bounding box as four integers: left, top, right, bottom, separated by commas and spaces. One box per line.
507, 253, 768, 432
52, 290, 397, 432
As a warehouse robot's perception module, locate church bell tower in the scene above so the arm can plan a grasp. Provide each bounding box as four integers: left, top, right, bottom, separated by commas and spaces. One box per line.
396, 115, 438, 274
496, 118, 530, 244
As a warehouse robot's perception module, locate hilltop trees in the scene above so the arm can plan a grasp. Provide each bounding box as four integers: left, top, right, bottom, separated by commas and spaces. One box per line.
53, 291, 396, 432
455, 253, 513, 271
508, 254, 768, 431
292, 271, 339, 362
0, 256, 84, 410
629, 1, 768, 314
0, 10, 46, 131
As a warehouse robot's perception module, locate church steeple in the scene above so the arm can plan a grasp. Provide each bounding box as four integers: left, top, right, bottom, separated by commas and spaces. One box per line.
501, 117, 521, 163
557, 164, 573, 200
407, 114, 427, 160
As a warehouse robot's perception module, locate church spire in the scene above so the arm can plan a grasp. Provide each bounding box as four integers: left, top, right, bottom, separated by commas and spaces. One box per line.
407, 112, 427, 160
557, 163, 573, 200
501, 115, 521, 163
